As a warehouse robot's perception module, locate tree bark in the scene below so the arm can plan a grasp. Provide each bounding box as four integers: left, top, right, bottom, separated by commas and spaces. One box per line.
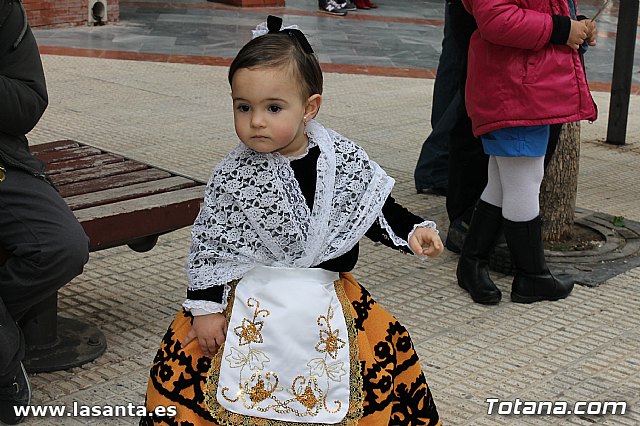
540, 122, 580, 241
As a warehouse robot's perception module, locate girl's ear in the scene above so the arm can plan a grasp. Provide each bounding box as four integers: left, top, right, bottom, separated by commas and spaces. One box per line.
304, 94, 322, 121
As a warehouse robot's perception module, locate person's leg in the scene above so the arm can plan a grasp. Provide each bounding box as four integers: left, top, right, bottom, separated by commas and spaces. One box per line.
0, 298, 30, 426
455, 156, 502, 304
446, 122, 562, 253
496, 156, 573, 303
0, 166, 87, 423
0, 300, 23, 383
430, 3, 464, 127
0, 166, 89, 321
479, 155, 502, 208
444, 105, 488, 252
415, 93, 460, 194
496, 156, 543, 222
414, 2, 464, 193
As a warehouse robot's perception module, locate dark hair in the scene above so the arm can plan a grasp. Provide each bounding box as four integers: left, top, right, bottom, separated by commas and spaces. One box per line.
228, 32, 323, 99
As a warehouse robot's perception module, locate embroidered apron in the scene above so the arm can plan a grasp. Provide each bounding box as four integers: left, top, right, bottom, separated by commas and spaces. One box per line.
209, 266, 359, 424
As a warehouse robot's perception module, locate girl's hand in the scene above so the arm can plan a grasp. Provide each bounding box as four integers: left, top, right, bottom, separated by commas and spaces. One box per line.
409, 227, 444, 257
182, 312, 228, 357
567, 20, 590, 50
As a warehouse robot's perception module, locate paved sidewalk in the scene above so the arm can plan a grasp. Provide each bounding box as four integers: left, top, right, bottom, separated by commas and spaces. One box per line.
19, 1, 640, 425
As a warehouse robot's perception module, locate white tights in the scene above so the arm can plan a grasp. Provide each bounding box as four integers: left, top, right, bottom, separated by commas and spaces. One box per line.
480, 155, 545, 222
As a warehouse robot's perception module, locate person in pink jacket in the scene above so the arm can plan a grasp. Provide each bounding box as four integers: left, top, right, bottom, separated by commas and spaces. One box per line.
455, 0, 598, 304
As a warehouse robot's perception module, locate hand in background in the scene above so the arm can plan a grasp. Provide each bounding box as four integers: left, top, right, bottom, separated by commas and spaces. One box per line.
567, 19, 590, 50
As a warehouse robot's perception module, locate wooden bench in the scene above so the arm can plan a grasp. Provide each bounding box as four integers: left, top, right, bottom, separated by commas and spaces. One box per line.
1, 140, 205, 373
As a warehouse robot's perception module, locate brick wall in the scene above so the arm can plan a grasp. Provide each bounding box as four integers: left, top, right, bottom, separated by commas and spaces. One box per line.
23, 0, 120, 28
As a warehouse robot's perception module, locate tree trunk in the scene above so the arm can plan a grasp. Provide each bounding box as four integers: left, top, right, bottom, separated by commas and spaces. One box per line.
540, 122, 580, 241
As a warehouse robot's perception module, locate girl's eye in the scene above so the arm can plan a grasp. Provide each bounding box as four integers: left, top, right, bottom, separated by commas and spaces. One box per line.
268, 105, 282, 113
237, 105, 250, 112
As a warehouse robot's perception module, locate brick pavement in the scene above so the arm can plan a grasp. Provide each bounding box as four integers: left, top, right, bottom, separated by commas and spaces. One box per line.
18, 54, 640, 426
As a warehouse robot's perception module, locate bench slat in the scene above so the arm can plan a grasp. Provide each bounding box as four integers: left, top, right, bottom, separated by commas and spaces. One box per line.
49, 160, 149, 186
65, 176, 199, 210
30, 140, 80, 155
35, 146, 102, 163
45, 154, 124, 175
74, 187, 204, 251
57, 168, 172, 197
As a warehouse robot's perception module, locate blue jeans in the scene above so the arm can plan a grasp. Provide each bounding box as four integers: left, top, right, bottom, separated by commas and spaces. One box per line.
414, 2, 465, 191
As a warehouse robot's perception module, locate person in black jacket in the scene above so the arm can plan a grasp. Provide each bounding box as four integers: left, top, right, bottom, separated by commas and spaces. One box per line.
0, 1, 89, 423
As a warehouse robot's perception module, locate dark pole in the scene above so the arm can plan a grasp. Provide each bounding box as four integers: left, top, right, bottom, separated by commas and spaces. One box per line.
605, 0, 639, 145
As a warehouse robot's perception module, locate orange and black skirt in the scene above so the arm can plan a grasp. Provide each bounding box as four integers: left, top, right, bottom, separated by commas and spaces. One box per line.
141, 272, 441, 425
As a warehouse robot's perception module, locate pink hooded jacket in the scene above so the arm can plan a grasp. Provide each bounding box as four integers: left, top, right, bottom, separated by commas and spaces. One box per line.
462, 0, 597, 137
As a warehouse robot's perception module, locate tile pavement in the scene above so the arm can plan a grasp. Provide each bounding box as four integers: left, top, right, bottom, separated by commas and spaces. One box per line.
16, 1, 640, 424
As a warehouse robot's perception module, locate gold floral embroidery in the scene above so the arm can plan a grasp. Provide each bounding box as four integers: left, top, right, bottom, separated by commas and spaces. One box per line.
205, 279, 363, 426
234, 298, 268, 346
246, 372, 279, 404
315, 306, 346, 359
294, 380, 319, 409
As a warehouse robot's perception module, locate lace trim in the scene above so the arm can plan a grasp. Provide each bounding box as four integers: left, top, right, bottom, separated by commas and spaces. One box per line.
203, 279, 363, 425
284, 136, 318, 162
183, 275, 233, 313
183, 297, 228, 315
408, 220, 438, 239
376, 213, 410, 248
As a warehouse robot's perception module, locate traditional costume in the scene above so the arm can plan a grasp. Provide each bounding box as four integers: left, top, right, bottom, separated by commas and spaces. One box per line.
142, 120, 441, 425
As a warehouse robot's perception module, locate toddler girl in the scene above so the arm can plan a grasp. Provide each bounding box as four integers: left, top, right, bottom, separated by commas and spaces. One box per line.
142, 15, 443, 425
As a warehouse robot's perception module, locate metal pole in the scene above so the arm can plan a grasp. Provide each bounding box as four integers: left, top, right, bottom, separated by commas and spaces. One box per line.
606, 0, 639, 145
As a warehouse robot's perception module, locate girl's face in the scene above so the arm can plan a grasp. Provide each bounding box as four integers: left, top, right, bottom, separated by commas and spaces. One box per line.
231, 66, 320, 157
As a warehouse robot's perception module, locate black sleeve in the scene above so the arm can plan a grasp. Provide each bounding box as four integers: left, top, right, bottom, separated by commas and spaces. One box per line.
186, 286, 225, 303
0, 1, 48, 137
550, 15, 571, 45
365, 194, 425, 255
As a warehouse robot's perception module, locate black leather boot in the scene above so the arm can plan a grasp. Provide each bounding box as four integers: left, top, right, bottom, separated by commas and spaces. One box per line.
456, 200, 503, 304
503, 217, 574, 303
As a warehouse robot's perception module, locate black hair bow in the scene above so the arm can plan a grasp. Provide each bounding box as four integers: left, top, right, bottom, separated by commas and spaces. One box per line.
266, 15, 314, 54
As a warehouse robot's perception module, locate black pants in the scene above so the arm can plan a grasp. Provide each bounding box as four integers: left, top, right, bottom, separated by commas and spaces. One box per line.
0, 166, 89, 380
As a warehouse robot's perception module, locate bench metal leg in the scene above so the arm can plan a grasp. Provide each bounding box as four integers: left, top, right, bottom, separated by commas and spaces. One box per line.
127, 234, 159, 252
19, 293, 107, 373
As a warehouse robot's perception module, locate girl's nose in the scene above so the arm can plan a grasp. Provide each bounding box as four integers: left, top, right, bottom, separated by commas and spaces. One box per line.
250, 112, 266, 128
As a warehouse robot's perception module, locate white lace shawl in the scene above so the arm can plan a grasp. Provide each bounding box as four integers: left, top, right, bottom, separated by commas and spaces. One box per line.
184, 120, 407, 313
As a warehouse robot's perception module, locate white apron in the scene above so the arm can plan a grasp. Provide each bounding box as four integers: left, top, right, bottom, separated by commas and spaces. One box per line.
208, 266, 361, 424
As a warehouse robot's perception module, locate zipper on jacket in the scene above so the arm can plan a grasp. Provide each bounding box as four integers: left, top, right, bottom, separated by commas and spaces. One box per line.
0, 152, 49, 182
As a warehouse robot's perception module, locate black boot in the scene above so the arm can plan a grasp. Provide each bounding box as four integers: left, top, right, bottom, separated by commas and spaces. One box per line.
456, 200, 503, 304
503, 217, 574, 303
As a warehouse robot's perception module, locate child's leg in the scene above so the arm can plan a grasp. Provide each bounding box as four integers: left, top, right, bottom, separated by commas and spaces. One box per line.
479, 155, 503, 208
495, 156, 573, 303
456, 155, 503, 305
494, 155, 544, 221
